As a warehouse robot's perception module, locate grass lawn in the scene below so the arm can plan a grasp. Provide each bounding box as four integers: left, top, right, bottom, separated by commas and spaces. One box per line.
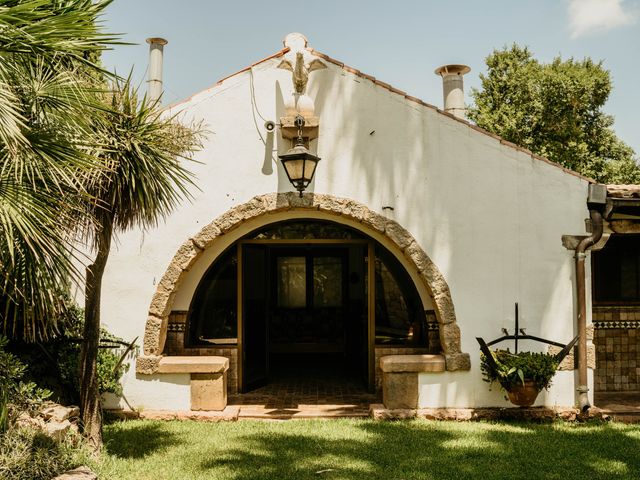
97, 419, 640, 480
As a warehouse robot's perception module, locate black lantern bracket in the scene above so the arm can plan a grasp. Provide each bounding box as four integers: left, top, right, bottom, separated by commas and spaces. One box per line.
476, 302, 579, 371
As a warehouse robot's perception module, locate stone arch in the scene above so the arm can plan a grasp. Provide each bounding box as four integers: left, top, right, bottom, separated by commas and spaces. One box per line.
137, 192, 470, 374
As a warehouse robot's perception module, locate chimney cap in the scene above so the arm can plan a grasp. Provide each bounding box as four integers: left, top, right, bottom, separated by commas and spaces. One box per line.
146, 37, 168, 46
435, 64, 470, 76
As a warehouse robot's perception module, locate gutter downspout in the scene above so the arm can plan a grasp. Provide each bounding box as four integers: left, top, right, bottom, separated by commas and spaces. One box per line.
575, 207, 604, 412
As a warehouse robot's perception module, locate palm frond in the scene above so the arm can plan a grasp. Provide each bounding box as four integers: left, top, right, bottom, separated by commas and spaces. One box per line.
83, 76, 204, 249
0, 0, 120, 340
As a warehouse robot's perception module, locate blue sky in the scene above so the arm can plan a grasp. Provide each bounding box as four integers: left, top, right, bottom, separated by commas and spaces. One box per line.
102, 0, 640, 154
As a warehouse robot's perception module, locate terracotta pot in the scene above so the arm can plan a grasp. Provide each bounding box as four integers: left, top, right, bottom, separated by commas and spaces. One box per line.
506, 380, 540, 407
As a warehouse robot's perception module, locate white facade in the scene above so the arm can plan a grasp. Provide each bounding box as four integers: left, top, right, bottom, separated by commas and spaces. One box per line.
100, 34, 593, 411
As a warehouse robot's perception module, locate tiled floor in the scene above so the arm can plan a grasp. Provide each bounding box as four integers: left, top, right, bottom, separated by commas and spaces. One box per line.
595, 391, 640, 422
595, 392, 640, 411
228, 354, 379, 418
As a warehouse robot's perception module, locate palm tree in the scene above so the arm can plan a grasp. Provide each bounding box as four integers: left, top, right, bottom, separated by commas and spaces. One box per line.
0, 0, 115, 341
79, 77, 202, 448
0, 0, 202, 450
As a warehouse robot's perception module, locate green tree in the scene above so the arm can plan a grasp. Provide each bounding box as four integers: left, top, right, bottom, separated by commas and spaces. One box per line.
0, 0, 115, 341
78, 78, 202, 449
468, 45, 640, 184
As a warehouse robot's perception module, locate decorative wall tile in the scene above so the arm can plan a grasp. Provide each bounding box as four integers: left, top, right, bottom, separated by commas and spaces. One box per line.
594, 306, 640, 393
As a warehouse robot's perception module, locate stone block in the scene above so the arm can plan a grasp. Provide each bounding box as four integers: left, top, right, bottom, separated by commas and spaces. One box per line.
286, 192, 314, 209
382, 372, 418, 410
143, 315, 164, 355
157, 261, 184, 294
136, 355, 162, 374
439, 322, 461, 353
41, 405, 79, 422
191, 373, 227, 411
444, 352, 471, 371
191, 222, 222, 249
315, 194, 349, 215
369, 404, 417, 420
405, 242, 430, 274
148, 288, 173, 318
173, 239, 202, 271
363, 209, 386, 232
384, 220, 412, 250
44, 419, 72, 442
158, 356, 229, 374
237, 196, 270, 219
380, 354, 445, 373
433, 293, 457, 326
343, 200, 369, 223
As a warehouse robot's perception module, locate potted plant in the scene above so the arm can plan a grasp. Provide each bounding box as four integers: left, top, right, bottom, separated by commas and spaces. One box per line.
480, 349, 559, 406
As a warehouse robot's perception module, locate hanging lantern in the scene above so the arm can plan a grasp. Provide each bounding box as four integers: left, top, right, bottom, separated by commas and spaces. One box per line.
278, 115, 321, 197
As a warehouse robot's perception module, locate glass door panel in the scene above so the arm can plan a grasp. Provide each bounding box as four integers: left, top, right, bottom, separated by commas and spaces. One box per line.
276, 256, 307, 308
313, 256, 343, 307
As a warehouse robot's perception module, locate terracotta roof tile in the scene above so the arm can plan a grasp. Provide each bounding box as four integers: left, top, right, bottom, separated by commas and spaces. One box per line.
373, 79, 392, 90
388, 86, 407, 96
342, 66, 361, 75
404, 94, 422, 103
359, 72, 376, 82
500, 139, 520, 149
607, 185, 640, 198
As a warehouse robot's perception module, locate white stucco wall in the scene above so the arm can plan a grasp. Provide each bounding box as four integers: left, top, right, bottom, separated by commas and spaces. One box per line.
99, 44, 592, 410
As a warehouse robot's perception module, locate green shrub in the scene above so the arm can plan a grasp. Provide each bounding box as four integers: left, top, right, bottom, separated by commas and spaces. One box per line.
0, 426, 92, 480
9, 302, 130, 404
480, 349, 559, 392
0, 337, 51, 432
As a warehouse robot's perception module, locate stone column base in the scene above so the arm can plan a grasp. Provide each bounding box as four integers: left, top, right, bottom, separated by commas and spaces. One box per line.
380, 354, 445, 410
382, 372, 419, 409
191, 373, 227, 411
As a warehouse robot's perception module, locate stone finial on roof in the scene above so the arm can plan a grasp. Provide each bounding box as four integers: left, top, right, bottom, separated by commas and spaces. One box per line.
278, 32, 326, 119
283, 32, 308, 51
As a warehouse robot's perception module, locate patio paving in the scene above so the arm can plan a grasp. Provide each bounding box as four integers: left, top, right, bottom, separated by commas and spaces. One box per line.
228, 355, 380, 418
595, 391, 640, 422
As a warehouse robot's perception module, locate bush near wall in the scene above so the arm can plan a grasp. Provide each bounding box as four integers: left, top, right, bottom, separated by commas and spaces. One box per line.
0, 337, 87, 480
8, 302, 130, 404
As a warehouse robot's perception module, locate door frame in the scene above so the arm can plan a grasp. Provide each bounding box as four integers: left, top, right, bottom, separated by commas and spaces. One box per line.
236, 239, 375, 392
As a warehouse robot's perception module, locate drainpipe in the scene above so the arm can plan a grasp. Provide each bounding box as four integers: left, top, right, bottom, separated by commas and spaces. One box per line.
574, 184, 606, 411
146, 37, 167, 105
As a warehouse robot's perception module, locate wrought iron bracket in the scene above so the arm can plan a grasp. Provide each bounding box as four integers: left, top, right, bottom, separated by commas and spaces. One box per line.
476, 302, 579, 367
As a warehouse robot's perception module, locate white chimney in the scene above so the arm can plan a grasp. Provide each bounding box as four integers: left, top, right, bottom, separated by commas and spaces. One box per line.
146, 37, 167, 105
434, 64, 470, 119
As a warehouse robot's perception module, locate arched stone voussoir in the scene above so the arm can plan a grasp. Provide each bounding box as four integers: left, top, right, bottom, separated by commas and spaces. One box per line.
140, 192, 469, 373
143, 315, 166, 356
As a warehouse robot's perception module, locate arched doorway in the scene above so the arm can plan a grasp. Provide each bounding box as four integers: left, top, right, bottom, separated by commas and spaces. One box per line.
186, 220, 440, 393
138, 193, 470, 397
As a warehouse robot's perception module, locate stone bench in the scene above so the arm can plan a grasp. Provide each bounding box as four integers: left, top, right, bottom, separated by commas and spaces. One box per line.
380, 354, 445, 410
158, 356, 229, 411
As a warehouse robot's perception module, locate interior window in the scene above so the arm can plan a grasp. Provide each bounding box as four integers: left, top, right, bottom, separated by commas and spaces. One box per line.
188, 248, 237, 345
374, 247, 426, 346
277, 256, 307, 308
313, 256, 343, 307
593, 234, 640, 304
